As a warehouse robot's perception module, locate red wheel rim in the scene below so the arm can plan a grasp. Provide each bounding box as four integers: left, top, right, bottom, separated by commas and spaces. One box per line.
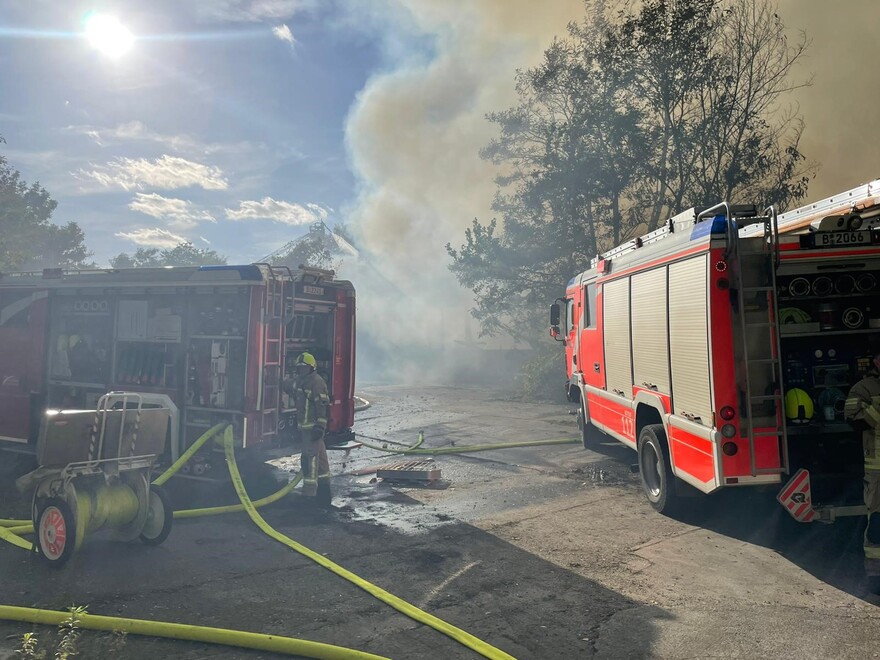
40, 506, 67, 560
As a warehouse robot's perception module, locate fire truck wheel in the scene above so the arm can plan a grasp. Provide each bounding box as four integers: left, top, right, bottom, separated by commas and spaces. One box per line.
578, 405, 603, 448
637, 424, 680, 515
35, 497, 77, 567
139, 485, 173, 546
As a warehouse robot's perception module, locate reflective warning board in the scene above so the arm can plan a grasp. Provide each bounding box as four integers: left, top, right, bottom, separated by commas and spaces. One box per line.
777, 469, 816, 522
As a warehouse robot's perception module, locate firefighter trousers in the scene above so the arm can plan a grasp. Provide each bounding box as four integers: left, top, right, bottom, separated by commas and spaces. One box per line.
301, 434, 330, 498
866, 469, 880, 576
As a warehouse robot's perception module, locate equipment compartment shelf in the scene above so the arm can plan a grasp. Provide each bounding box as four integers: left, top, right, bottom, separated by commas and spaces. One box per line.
786, 423, 854, 436
780, 327, 879, 338
778, 292, 879, 302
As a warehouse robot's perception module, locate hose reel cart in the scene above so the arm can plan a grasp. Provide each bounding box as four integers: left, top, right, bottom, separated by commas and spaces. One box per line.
17, 392, 173, 566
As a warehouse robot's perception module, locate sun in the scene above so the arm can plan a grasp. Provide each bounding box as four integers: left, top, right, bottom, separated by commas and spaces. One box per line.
84, 13, 134, 59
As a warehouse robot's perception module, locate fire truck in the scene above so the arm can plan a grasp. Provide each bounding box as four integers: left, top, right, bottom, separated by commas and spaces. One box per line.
0, 264, 356, 471
551, 179, 880, 517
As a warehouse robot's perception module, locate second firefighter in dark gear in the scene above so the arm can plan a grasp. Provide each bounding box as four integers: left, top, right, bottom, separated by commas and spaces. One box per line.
844, 351, 880, 580
285, 352, 332, 507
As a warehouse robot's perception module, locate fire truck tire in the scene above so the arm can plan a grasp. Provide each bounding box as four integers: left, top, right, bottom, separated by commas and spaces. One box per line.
578, 405, 603, 448
139, 486, 173, 546
35, 497, 76, 567
637, 424, 681, 515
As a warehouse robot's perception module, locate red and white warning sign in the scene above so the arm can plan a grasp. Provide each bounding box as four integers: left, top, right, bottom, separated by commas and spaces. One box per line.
777, 469, 816, 523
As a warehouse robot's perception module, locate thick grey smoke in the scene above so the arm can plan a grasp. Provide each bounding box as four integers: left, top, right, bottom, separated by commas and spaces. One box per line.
340, 0, 880, 384
345, 1, 584, 284
776, 0, 880, 198
340, 1, 582, 384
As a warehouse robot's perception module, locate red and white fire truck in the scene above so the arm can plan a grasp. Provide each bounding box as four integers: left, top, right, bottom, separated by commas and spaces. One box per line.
0, 264, 356, 470
551, 180, 880, 517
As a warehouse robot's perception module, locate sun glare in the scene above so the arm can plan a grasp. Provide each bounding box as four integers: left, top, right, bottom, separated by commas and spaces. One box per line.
84, 13, 133, 59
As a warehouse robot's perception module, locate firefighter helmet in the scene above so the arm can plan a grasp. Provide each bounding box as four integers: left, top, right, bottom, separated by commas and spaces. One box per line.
784, 388, 814, 424
295, 352, 317, 370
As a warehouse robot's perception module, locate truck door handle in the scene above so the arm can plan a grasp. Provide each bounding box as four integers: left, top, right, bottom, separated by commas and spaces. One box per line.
642, 381, 658, 391
612, 388, 625, 397
681, 411, 702, 423
594, 362, 600, 372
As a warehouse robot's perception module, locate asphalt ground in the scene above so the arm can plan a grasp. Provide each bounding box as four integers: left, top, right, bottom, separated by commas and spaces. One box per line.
1, 385, 879, 659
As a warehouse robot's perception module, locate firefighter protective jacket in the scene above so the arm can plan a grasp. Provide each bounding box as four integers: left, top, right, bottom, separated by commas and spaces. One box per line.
289, 370, 329, 432
845, 371, 880, 471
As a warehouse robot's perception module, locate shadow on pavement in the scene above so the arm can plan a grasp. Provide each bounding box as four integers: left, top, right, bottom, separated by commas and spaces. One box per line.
0, 473, 669, 660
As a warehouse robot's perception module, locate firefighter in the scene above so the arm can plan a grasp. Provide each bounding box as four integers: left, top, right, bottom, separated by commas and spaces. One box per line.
284, 352, 332, 508
844, 351, 880, 584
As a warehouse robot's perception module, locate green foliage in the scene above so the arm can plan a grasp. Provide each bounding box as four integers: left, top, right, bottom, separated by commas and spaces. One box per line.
14, 632, 45, 660
13, 605, 127, 659
516, 342, 568, 402
54, 606, 86, 660
0, 152, 92, 272
109, 242, 227, 268
448, 0, 813, 345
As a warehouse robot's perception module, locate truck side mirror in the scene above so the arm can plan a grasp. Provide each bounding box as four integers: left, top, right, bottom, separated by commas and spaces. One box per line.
549, 303, 564, 343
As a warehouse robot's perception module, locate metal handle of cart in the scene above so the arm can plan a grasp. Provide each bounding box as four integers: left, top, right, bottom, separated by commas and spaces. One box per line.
90, 392, 144, 475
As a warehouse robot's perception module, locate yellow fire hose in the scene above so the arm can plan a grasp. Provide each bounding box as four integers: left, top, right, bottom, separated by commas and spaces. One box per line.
0, 421, 578, 658
152, 422, 227, 486
356, 431, 579, 455
0, 422, 299, 535
220, 426, 516, 660
0, 526, 31, 550
0, 604, 388, 660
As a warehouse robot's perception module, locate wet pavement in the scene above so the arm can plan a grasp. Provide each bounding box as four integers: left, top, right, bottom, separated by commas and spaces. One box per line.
1, 384, 879, 659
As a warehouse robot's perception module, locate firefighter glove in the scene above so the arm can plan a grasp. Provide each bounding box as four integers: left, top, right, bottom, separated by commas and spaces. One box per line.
310, 426, 325, 442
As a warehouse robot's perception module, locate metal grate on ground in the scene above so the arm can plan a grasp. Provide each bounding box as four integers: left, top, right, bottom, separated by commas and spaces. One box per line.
375, 460, 442, 482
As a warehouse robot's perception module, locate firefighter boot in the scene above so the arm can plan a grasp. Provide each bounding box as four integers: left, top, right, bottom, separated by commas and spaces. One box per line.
316, 478, 332, 509
301, 454, 318, 499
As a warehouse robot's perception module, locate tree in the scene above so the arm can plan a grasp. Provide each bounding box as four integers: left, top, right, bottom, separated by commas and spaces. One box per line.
448, 0, 813, 347
267, 222, 359, 273
109, 242, 227, 268
0, 141, 92, 271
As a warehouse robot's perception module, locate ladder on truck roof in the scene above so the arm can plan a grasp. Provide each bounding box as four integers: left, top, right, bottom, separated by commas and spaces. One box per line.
590, 176, 880, 269
590, 204, 766, 269
741, 177, 880, 237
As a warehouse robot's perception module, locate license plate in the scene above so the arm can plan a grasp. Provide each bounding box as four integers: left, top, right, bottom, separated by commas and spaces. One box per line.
814, 230, 872, 247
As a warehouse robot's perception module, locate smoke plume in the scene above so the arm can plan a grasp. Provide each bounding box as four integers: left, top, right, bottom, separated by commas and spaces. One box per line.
341, 0, 880, 385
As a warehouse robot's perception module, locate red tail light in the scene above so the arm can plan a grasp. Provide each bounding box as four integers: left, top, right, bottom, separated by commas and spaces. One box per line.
720, 406, 735, 421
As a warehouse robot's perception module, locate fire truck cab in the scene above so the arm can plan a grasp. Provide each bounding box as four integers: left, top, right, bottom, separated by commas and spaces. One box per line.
0, 264, 356, 470
552, 181, 880, 514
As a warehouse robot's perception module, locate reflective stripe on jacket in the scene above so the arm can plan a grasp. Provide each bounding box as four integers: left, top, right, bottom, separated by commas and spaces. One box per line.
292, 370, 329, 431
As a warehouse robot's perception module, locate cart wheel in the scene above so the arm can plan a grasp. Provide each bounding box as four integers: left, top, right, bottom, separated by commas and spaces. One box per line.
139, 485, 173, 546
36, 498, 76, 567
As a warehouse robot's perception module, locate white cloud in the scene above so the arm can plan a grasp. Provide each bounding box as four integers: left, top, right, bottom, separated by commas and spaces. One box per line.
68, 121, 258, 156
129, 193, 216, 230
272, 24, 295, 44
192, 0, 301, 22
74, 121, 195, 151
77, 155, 228, 191
225, 197, 328, 225
115, 227, 187, 248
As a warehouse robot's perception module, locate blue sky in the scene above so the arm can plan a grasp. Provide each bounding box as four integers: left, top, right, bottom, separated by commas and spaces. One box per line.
2, 0, 880, 280
0, 0, 401, 263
